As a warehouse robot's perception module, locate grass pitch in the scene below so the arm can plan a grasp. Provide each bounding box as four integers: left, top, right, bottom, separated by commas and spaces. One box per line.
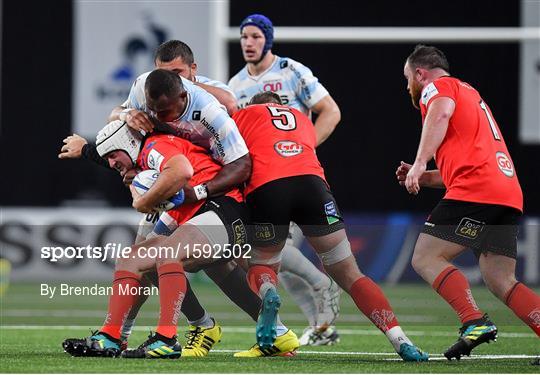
1, 282, 538, 373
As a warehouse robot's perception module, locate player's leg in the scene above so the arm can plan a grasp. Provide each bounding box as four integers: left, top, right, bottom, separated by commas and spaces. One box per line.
279, 225, 341, 346
305, 229, 427, 361
479, 251, 540, 337
122, 222, 213, 359
411, 233, 484, 322
293, 175, 427, 361
204, 260, 262, 322
64, 236, 163, 357
414, 200, 512, 360
234, 180, 300, 357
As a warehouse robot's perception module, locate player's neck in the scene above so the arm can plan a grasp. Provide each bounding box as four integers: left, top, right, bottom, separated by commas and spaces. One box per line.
247, 53, 275, 76
427, 69, 450, 84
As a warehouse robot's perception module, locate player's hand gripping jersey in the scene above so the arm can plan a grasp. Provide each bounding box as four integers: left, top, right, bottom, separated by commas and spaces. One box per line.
420, 77, 523, 212
233, 103, 326, 196
137, 134, 243, 225
125, 72, 248, 165
228, 56, 329, 114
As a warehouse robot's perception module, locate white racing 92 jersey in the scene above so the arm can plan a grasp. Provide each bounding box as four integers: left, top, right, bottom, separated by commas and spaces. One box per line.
123, 72, 247, 165
228, 55, 329, 114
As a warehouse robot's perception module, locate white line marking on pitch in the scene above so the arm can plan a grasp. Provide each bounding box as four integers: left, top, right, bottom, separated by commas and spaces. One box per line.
210, 349, 538, 360
0, 325, 535, 339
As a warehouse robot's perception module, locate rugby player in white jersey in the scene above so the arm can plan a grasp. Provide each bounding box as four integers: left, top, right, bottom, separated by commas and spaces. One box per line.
229, 14, 342, 345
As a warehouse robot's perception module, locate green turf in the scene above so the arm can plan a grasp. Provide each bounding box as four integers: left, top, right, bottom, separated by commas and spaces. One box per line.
1, 282, 538, 373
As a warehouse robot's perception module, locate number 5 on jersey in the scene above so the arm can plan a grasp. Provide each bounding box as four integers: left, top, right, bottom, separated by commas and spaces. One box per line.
267, 106, 297, 131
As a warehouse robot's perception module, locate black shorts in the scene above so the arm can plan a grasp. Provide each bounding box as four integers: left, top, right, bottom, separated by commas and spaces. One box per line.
194, 195, 250, 247
245, 175, 345, 247
421, 199, 521, 259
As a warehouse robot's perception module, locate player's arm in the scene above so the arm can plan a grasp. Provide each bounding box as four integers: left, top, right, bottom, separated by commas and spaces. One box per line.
109, 76, 155, 133
131, 154, 193, 213
183, 104, 251, 203
405, 97, 455, 194
311, 95, 341, 146
194, 82, 238, 115
396, 162, 445, 189
205, 154, 251, 196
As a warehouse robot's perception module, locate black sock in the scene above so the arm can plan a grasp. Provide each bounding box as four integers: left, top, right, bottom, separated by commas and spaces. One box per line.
211, 264, 261, 321
179, 278, 206, 322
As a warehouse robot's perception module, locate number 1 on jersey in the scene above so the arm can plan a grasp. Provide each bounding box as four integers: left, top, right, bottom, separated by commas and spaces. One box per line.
479, 100, 501, 141
267, 106, 297, 131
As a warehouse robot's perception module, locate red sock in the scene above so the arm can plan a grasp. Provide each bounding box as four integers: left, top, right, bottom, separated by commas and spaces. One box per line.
505, 282, 540, 336
432, 266, 484, 324
247, 265, 278, 296
100, 270, 141, 340
349, 277, 399, 333
155, 263, 187, 339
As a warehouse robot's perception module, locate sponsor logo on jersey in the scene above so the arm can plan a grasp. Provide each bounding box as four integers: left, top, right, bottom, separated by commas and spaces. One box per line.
280, 60, 288, 69
263, 81, 282, 92
192, 111, 201, 120
495, 151, 514, 177
274, 141, 303, 157
421, 82, 439, 106
147, 149, 165, 170
455, 217, 485, 240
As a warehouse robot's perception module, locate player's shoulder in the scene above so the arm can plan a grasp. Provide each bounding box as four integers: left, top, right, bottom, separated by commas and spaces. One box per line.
421, 76, 460, 106
228, 66, 249, 86
144, 134, 177, 148
275, 56, 312, 74
196, 75, 227, 87
132, 71, 152, 88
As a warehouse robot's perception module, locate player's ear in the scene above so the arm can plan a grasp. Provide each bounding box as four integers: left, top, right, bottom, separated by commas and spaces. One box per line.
191, 63, 197, 75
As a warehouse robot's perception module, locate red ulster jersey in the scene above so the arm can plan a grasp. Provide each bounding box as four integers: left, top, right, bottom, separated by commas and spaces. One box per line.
420, 76, 523, 212
137, 134, 243, 224
233, 103, 326, 196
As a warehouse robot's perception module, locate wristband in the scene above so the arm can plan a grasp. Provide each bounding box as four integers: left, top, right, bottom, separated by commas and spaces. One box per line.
118, 108, 131, 122
193, 183, 208, 201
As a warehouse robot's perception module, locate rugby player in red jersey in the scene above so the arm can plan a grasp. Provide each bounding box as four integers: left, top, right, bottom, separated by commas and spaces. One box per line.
398, 44, 540, 360
230, 92, 428, 361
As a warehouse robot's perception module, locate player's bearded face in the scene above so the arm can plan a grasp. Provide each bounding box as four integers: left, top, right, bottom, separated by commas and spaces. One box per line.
404, 63, 422, 109
241, 26, 265, 63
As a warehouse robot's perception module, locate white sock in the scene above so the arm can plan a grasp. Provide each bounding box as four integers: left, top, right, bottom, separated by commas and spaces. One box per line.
259, 281, 276, 298
279, 271, 318, 326
120, 318, 135, 342
281, 244, 330, 290
385, 326, 413, 352
188, 311, 214, 329
276, 323, 288, 337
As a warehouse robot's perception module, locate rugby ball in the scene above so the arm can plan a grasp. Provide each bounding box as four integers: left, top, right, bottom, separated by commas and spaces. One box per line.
131, 170, 185, 211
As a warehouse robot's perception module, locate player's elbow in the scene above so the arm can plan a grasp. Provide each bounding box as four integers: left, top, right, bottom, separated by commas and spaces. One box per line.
224, 98, 239, 116
235, 154, 252, 183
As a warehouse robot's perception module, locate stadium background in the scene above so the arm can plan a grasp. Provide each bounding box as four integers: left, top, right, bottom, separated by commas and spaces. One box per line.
0, 0, 539, 285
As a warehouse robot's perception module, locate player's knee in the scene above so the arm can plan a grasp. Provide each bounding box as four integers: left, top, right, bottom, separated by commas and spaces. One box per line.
317, 237, 352, 267
482, 270, 517, 300
411, 250, 427, 274
249, 247, 283, 269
